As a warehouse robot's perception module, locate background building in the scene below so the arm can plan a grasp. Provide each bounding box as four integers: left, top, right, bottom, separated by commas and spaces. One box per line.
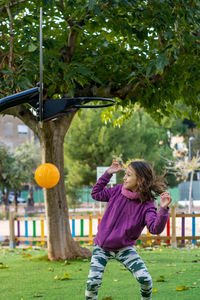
0, 115, 36, 151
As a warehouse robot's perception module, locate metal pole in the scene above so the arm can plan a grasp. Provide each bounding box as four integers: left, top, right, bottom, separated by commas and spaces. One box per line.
188, 137, 195, 213
9, 211, 16, 249
39, 7, 43, 122
189, 139, 191, 162
189, 137, 195, 162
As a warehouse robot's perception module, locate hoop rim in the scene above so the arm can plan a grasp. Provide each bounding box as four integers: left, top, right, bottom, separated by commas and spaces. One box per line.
69, 97, 116, 108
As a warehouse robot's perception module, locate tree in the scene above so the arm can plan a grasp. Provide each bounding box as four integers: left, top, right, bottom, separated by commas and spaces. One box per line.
1, 1, 200, 260
13, 139, 41, 209
64, 108, 173, 203
166, 152, 200, 213
0, 141, 41, 212
0, 145, 15, 212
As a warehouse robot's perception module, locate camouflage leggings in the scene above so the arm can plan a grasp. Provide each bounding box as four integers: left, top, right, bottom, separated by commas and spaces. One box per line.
85, 244, 152, 300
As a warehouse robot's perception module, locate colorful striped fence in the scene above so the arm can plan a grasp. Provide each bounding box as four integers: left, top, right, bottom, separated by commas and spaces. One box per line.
11, 215, 47, 245
9, 206, 200, 248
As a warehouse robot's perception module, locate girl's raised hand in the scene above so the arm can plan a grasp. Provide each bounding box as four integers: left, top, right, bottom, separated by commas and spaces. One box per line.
160, 192, 172, 209
107, 160, 124, 175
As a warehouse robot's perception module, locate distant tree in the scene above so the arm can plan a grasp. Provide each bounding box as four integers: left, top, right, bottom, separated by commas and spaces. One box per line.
166, 152, 200, 212
0, 145, 14, 213
14, 139, 41, 184
13, 139, 41, 209
0, 141, 41, 213
161, 109, 200, 166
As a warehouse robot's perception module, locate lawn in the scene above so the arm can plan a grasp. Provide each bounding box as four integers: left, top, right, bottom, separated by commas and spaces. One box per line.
0, 245, 200, 300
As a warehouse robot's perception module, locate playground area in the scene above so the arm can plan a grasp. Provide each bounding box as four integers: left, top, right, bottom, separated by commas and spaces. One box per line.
1, 2, 200, 299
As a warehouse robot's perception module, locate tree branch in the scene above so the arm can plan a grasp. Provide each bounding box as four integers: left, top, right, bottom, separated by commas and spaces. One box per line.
60, 26, 79, 63
59, 0, 65, 12
59, 6, 93, 63
0, 0, 29, 14
74, 57, 177, 100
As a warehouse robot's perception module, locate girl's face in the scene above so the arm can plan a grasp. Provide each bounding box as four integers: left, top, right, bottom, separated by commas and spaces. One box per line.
123, 166, 138, 192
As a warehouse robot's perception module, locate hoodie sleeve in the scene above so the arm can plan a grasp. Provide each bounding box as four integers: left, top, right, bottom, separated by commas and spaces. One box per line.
145, 204, 169, 235
91, 171, 114, 202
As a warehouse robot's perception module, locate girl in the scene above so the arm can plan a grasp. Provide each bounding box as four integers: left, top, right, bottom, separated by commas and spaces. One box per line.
85, 160, 172, 300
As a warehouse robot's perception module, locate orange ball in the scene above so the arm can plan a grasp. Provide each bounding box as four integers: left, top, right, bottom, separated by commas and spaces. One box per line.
35, 163, 60, 188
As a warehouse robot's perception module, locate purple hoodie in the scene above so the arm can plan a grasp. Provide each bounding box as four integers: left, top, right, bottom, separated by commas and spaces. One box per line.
92, 171, 169, 251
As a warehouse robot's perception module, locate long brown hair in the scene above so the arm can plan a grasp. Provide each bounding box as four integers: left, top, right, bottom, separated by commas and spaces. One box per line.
129, 161, 167, 203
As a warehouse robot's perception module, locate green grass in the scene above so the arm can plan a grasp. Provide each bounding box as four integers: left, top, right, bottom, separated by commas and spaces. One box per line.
0, 245, 200, 300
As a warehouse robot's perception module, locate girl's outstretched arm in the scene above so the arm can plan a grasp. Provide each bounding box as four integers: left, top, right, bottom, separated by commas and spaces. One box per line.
145, 193, 171, 235
91, 161, 123, 202
91, 171, 113, 202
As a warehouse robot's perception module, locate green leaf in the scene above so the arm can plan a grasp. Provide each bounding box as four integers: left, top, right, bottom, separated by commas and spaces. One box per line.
61, 260, 69, 266
164, 31, 173, 39
78, 67, 92, 76
60, 272, 70, 280
156, 275, 166, 282
88, 0, 96, 10
54, 272, 70, 280
93, 6, 101, 16
156, 53, 169, 73
28, 43, 37, 52
146, 62, 156, 77
176, 286, 189, 291
120, 267, 128, 271
0, 264, 9, 269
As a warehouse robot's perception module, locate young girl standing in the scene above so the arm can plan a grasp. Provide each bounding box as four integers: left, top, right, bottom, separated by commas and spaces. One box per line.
85, 160, 172, 300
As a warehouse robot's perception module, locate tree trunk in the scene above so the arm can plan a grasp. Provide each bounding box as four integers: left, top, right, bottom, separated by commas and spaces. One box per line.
27, 185, 34, 207
14, 190, 18, 213
40, 117, 91, 261
3, 190, 10, 218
